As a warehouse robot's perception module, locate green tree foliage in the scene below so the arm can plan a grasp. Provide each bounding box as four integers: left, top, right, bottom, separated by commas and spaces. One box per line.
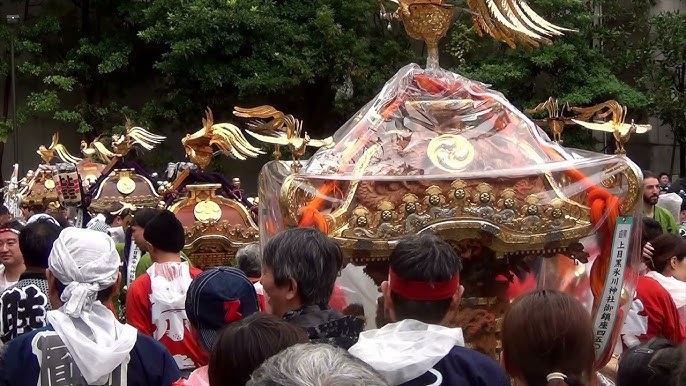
635, 10, 686, 174
2, 0, 674, 159
443, 0, 650, 149
136, 0, 414, 132
3, 0, 413, 148
1, 1, 145, 140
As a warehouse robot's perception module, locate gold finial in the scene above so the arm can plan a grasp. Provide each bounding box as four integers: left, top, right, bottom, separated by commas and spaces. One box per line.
233, 105, 334, 172
79, 121, 165, 163
37, 132, 83, 164
571, 100, 651, 154
378, 0, 575, 68
80, 137, 117, 163
181, 108, 264, 170
526, 97, 572, 144
111, 119, 166, 157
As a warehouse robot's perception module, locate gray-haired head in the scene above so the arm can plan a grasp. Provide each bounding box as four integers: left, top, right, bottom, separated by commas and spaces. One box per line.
236, 243, 262, 278
262, 228, 343, 306
246, 343, 388, 386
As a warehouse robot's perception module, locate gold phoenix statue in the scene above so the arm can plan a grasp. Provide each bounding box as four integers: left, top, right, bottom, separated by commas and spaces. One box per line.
526, 97, 573, 144
37, 132, 83, 164
81, 121, 166, 163
571, 100, 651, 154
182, 108, 264, 170
81, 138, 117, 163
378, 0, 575, 67
233, 105, 334, 171
111, 118, 166, 157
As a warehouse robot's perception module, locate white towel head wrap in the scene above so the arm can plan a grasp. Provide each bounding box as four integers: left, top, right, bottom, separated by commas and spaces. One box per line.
49, 227, 121, 317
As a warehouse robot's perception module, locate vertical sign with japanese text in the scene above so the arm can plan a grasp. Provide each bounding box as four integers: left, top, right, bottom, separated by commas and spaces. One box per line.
593, 216, 633, 360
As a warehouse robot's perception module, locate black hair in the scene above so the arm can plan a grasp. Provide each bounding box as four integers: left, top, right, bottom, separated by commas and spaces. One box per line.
389, 232, 462, 324
660, 172, 670, 178
1, 219, 25, 233
642, 217, 664, 246
0, 205, 9, 216
262, 228, 343, 307
643, 170, 657, 180
209, 313, 309, 386
19, 219, 61, 268
130, 208, 162, 228
143, 211, 185, 253
503, 290, 594, 386
617, 338, 681, 386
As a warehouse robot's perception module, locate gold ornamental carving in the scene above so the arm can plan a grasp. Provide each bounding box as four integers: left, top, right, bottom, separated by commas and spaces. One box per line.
193, 200, 222, 222
427, 134, 475, 172
571, 100, 651, 155
116, 176, 136, 195
43, 179, 56, 190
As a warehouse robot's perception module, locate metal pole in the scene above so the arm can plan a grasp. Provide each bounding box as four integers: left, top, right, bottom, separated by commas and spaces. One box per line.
10, 33, 17, 165
6, 15, 20, 165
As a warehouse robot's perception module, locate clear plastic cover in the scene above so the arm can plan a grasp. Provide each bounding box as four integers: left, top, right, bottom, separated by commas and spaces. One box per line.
258, 63, 643, 366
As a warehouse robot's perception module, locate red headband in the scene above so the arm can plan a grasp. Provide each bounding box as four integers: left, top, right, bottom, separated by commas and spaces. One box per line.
0, 228, 19, 235
389, 268, 460, 301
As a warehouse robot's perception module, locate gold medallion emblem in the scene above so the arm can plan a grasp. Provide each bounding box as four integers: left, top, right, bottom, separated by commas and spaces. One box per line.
44, 179, 56, 190
116, 177, 136, 195
193, 200, 222, 222
427, 134, 475, 172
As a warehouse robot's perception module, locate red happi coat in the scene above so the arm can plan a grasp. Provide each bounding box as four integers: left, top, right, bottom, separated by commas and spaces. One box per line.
621, 275, 685, 348
127, 265, 208, 370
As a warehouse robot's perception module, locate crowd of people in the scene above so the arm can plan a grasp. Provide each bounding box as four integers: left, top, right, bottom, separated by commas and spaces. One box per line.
0, 170, 682, 385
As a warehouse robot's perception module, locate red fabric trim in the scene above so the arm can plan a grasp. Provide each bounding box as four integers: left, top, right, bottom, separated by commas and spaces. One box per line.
389, 268, 459, 301
0, 228, 19, 235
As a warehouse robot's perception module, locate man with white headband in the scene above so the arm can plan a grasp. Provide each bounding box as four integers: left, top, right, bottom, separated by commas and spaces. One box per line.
0, 227, 180, 385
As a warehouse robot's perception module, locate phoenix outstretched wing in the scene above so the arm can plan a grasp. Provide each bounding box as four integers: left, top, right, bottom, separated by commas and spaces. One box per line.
53, 144, 83, 163
233, 105, 289, 136
467, 0, 575, 48
126, 126, 167, 151
571, 120, 652, 136
37, 132, 83, 164
210, 123, 265, 160
90, 140, 118, 163
182, 108, 264, 167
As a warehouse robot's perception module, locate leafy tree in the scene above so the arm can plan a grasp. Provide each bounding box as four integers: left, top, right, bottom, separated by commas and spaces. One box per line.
443, 0, 650, 150
2, 0, 146, 138
636, 10, 686, 175
1, 0, 414, 175
136, 0, 414, 133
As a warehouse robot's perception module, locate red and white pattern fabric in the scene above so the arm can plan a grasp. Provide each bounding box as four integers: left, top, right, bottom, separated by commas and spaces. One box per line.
127, 262, 208, 370
621, 275, 685, 349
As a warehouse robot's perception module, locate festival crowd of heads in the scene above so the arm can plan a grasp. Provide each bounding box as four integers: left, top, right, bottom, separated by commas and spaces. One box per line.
0, 170, 683, 386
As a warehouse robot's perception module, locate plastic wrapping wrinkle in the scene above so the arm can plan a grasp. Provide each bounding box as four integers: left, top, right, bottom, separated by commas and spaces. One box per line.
258, 61, 643, 369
